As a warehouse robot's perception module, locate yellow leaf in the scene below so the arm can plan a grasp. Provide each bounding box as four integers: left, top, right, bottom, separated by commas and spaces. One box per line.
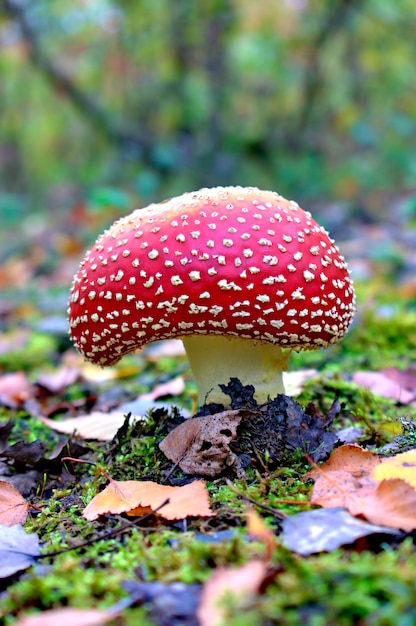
83, 478, 214, 521
372, 450, 416, 489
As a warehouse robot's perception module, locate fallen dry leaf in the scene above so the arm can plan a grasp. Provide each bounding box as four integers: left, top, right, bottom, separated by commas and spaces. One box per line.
39, 378, 183, 441
381, 367, 416, 392
159, 410, 243, 477
83, 478, 213, 521
282, 507, 397, 555
198, 559, 267, 626
353, 370, 416, 405
307, 444, 381, 508
307, 444, 416, 531
36, 368, 81, 394
0, 524, 40, 578
38, 411, 142, 441
246, 508, 276, 561
144, 339, 186, 360
372, 449, 416, 488
13, 607, 113, 626
0, 371, 34, 407
198, 508, 275, 626
353, 478, 416, 532
0, 480, 31, 526
138, 376, 185, 401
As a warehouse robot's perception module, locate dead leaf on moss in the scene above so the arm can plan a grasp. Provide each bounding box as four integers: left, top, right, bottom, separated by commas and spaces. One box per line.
0, 524, 40, 578
372, 449, 416, 488
198, 508, 275, 626
246, 508, 276, 561
38, 377, 184, 441
282, 507, 397, 555
353, 370, 416, 405
159, 410, 243, 477
83, 477, 213, 521
198, 559, 267, 626
306, 444, 381, 509
0, 480, 31, 526
13, 607, 113, 626
38, 411, 142, 441
137, 376, 185, 401
36, 368, 81, 394
0, 371, 34, 407
354, 478, 416, 532
307, 444, 416, 531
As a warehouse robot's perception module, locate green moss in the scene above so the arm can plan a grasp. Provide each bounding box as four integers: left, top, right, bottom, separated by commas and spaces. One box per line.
220, 541, 416, 626
0, 332, 58, 373
2, 282, 416, 624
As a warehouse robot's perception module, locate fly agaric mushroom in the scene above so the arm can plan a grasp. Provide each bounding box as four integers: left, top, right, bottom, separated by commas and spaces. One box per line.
68, 186, 355, 405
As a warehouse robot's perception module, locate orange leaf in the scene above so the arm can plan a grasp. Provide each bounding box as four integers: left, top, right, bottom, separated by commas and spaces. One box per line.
198, 559, 267, 626
349, 479, 416, 532
246, 508, 276, 561
307, 445, 416, 531
0, 480, 30, 526
83, 478, 213, 521
13, 607, 112, 626
307, 444, 380, 509
372, 449, 416, 488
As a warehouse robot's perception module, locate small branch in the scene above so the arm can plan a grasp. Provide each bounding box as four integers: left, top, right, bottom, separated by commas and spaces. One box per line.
36, 498, 170, 560
225, 480, 287, 520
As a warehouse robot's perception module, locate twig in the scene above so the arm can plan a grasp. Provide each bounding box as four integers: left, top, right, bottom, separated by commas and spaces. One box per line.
36, 498, 170, 560
225, 480, 287, 520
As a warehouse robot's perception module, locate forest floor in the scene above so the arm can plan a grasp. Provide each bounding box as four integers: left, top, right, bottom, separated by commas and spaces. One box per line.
0, 200, 416, 626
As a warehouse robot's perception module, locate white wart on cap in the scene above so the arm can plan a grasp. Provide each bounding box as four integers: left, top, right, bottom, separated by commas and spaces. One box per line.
68, 186, 355, 404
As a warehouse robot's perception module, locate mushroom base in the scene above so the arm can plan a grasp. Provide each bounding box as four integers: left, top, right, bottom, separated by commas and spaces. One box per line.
182, 335, 289, 406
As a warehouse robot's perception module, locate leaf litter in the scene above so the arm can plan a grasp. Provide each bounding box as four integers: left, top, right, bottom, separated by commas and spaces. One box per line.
307, 444, 416, 532
1, 317, 416, 624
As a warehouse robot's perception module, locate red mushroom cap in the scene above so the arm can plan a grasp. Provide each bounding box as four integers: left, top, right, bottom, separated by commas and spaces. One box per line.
68, 186, 355, 365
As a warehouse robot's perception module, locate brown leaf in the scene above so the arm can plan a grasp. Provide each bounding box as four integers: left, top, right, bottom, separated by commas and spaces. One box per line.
0, 480, 31, 526
355, 479, 416, 532
0, 371, 34, 407
159, 410, 243, 477
83, 478, 213, 521
198, 559, 267, 626
307, 444, 381, 509
13, 607, 113, 626
246, 508, 276, 561
307, 445, 416, 531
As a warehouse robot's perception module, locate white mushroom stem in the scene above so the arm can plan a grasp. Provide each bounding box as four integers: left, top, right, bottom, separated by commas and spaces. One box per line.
182, 335, 289, 406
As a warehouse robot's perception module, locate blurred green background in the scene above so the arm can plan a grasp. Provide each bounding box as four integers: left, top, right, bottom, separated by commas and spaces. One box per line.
1, 0, 416, 257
